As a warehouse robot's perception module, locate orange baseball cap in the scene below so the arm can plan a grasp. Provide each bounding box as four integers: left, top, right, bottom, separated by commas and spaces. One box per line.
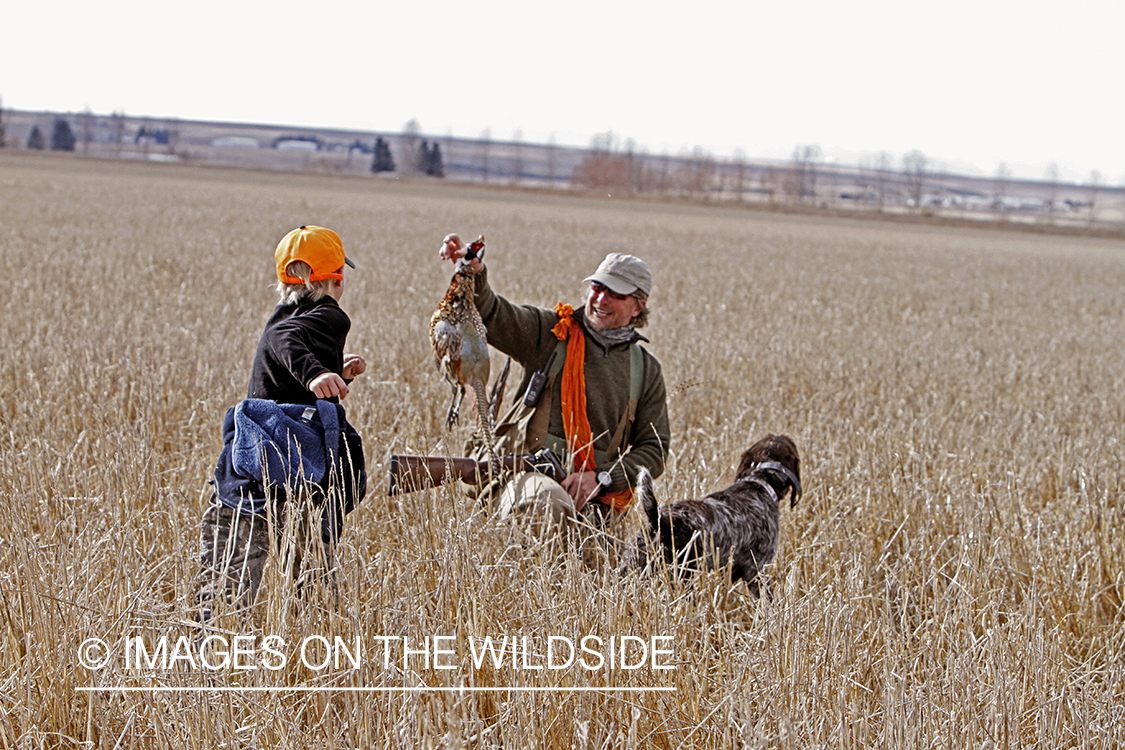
274, 225, 355, 284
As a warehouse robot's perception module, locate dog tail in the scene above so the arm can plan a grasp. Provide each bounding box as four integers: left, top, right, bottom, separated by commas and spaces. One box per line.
636, 467, 658, 533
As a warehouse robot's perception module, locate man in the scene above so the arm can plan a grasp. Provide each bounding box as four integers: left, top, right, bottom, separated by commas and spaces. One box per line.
439, 234, 670, 537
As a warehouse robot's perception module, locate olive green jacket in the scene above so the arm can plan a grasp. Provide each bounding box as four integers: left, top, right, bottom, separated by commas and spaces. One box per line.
474, 266, 670, 492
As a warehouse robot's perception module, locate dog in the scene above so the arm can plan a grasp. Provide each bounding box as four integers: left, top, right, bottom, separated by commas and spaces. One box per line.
625, 434, 801, 593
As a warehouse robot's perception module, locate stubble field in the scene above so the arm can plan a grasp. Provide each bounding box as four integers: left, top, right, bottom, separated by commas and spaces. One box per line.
1, 151, 1123, 748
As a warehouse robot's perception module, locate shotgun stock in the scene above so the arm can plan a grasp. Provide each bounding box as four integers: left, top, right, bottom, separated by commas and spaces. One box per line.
387, 449, 564, 495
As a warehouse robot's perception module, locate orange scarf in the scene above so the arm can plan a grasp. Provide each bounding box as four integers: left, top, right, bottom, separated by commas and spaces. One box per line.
552, 304, 633, 513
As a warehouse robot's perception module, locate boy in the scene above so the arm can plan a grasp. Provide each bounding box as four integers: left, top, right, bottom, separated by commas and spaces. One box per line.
196, 225, 367, 620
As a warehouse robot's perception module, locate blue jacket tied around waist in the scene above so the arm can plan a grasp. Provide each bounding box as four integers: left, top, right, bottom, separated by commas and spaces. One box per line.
213, 399, 366, 540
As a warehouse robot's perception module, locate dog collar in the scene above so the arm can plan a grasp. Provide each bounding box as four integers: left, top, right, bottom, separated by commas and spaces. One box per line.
744, 461, 802, 505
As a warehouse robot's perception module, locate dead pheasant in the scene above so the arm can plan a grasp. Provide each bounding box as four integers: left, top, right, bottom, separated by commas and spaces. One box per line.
430, 236, 498, 467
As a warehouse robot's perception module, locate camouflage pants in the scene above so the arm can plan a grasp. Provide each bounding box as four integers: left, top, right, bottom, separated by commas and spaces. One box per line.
195, 494, 339, 621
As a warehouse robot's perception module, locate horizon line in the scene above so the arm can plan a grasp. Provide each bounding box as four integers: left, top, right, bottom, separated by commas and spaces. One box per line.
3, 106, 1112, 185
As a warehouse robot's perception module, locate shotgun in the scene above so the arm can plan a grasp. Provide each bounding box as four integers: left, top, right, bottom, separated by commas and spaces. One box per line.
387, 449, 565, 495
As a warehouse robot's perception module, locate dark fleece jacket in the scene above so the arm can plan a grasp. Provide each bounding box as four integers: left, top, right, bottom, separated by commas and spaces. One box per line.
247, 296, 350, 405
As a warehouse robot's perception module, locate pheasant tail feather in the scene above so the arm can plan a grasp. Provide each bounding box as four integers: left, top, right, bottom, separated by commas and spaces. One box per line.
472, 377, 499, 475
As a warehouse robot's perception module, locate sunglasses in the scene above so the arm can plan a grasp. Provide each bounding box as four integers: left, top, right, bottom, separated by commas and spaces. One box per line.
590, 281, 632, 301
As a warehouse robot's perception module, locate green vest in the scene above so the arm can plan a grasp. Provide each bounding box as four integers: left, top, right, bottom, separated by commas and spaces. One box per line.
486, 339, 645, 469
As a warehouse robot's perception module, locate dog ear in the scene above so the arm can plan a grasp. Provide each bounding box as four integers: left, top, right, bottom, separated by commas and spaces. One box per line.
772, 458, 801, 508
787, 475, 802, 508
777, 467, 802, 508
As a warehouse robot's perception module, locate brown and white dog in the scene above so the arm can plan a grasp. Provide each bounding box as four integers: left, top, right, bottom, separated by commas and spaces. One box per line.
625, 434, 801, 592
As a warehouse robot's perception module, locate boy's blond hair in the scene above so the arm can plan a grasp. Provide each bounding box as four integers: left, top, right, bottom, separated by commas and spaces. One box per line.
276, 260, 335, 304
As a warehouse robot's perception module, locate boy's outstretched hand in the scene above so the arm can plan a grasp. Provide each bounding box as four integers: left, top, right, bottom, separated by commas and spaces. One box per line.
310, 355, 365, 400
343, 354, 367, 380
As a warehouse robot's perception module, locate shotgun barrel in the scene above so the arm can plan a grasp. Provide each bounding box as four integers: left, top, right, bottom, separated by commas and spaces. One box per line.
387, 449, 564, 495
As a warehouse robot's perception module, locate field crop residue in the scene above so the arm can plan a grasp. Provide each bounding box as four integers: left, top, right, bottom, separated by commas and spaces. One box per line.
1, 152, 1124, 748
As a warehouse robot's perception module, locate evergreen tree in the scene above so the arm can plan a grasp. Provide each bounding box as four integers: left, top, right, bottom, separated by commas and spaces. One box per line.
414, 140, 445, 177
50, 118, 76, 151
427, 142, 445, 178
27, 125, 45, 150
371, 137, 395, 173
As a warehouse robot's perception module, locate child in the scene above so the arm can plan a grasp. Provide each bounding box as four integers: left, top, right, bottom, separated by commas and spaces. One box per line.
196, 225, 367, 620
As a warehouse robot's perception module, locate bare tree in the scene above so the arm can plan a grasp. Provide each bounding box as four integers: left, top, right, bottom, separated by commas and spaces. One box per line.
401, 119, 422, 174
1120, 175, 1125, 230
510, 128, 523, 185
788, 144, 822, 203
822, 158, 837, 208
902, 150, 928, 209
875, 151, 893, 210
782, 166, 802, 202
0, 96, 6, 148
477, 128, 491, 183
545, 133, 558, 184
763, 166, 780, 204
654, 152, 673, 195
572, 131, 630, 192
731, 148, 747, 202
588, 131, 617, 154
1044, 163, 1060, 223
624, 138, 646, 194
164, 118, 179, 155
994, 162, 1012, 216
688, 146, 716, 199
110, 109, 126, 156
78, 108, 95, 153
1088, 170, 1101, 227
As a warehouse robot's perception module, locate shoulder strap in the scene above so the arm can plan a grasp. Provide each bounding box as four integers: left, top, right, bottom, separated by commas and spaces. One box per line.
521, 339, 568, 452
605, 343, 644, 461
629, 342, 643, 400
549, 339, 568, 377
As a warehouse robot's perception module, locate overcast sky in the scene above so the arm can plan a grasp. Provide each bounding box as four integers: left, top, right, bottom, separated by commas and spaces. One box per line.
3, 0, 1121, 183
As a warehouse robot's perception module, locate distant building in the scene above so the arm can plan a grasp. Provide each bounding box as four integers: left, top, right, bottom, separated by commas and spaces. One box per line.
273, 137, 320, 152
212, 136, 260, 149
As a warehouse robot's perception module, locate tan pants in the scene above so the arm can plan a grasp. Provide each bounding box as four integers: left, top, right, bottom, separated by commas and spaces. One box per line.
496, 472, 620, 565
496, 472, 574, 531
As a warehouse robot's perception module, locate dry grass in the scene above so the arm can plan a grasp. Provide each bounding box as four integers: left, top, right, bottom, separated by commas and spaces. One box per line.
1, 151, 1124, 748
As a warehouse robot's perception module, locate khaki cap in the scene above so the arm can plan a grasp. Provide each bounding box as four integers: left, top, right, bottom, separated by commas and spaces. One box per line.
583, 253, 652, 297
